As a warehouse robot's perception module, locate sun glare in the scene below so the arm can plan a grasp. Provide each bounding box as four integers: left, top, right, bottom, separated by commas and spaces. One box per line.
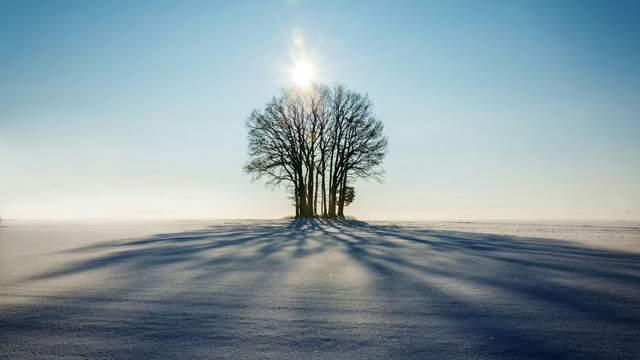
290, 58, 315, 88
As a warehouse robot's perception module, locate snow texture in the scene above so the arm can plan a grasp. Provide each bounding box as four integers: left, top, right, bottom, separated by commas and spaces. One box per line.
1, 219, 639, 359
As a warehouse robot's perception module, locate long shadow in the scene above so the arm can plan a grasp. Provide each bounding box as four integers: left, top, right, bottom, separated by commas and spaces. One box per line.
320, 220, 640, 358
1, 219, 639, 359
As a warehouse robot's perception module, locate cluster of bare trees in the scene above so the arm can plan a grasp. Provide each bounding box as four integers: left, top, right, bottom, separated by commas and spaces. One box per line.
244, 84, 387, 218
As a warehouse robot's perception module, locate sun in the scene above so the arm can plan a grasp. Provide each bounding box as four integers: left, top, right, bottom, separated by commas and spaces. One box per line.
290, 58, 315, 88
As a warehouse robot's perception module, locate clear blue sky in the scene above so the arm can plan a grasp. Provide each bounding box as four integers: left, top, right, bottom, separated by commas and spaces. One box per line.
1, 0, 639, 220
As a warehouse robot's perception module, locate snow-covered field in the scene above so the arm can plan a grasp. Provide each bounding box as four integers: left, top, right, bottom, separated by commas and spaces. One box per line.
1, 219, 639, 359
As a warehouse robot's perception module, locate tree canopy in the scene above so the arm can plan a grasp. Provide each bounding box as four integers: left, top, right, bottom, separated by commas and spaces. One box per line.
245, 84, 387, 218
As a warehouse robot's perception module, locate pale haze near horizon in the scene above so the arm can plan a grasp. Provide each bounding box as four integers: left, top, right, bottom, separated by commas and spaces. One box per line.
1, 1, 639, 221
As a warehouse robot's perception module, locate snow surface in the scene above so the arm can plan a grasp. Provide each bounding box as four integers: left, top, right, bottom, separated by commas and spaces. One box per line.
1, 219, 639, 359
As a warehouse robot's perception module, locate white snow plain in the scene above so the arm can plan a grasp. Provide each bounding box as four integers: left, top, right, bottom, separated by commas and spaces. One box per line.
1, 219, 639, 359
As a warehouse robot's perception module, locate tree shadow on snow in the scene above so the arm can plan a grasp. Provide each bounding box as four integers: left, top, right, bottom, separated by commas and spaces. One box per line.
2, 219, 640, 359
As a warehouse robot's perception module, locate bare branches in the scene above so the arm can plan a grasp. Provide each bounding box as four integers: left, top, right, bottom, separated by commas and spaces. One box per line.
244, 84, 388, 218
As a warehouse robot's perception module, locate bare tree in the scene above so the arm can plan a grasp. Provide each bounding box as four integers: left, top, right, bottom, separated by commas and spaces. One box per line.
244, 84, 387, 218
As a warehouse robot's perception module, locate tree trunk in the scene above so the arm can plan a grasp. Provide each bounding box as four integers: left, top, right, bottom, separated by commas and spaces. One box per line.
297, 166, 310, 217
321, 169, 327, 217
337, 172, 348, 218
327, 138, 337, 218
328, 184, 337, 218
306, 160, 314, 217
314, 169, 319, 216
293, 172, 300, 218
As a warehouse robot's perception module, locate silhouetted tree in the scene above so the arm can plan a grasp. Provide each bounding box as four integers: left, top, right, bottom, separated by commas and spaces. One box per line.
245, 84, 387, 218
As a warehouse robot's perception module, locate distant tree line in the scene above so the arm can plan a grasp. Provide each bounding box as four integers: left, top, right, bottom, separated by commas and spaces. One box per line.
244, 84, 387, 218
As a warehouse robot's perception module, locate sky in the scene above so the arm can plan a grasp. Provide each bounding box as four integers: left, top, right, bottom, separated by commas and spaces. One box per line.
1, 0, 639, 221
